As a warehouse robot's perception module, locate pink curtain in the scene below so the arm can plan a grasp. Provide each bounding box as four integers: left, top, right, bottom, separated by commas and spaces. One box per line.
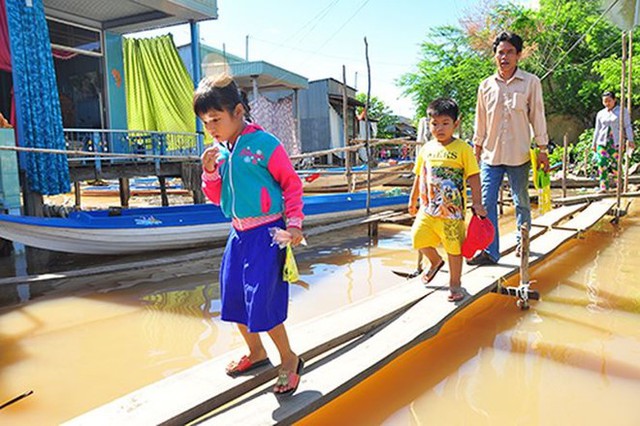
0, 0, 11, 71
0, 0, 15, 127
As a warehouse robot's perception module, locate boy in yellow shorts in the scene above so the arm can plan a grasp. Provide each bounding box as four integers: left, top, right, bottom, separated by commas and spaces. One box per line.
409, 98, 486, 302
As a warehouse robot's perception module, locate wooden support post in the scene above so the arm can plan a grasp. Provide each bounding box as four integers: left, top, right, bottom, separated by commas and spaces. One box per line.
368, 221, 378, 244
615, 32, 628, 220
74, 181, 82, 208
520, 225, 530, 285
20, 171, 43, 217
364, 37, 372, 215
624, 30, 633, 193
119, 177, 130, 208
158, 176, 169, 207
562, 133, 568, 199
517, 224, 531, 310
342, 65, 353, 192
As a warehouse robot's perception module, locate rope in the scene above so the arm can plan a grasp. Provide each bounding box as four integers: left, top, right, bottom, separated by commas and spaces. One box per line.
0, 137, 419, 162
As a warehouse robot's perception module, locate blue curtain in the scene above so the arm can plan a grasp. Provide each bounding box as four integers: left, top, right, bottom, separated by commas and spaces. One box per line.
5, 0, 69, 195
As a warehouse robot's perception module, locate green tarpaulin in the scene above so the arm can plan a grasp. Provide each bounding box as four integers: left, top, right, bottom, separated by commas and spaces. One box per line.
124, 35, 195, 134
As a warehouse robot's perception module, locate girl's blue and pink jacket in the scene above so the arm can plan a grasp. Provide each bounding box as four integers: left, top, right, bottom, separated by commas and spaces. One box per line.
201, 123, 304, 230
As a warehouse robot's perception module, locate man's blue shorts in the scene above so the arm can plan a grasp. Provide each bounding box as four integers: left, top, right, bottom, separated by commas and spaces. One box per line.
219, 219, 288, 332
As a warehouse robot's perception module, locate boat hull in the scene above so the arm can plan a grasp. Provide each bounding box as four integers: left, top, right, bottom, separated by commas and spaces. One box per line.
0, 193, 408, 254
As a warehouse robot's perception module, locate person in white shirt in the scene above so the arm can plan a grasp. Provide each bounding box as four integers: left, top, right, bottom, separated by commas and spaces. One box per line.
470, 31, 549, 265
592, 91, 635, 192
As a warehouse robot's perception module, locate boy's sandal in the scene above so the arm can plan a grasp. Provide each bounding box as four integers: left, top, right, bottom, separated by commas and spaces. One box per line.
226, 355, 269, 377
273, 358, 305, 396
421, 260, 445, 285
448, 288, 465, 302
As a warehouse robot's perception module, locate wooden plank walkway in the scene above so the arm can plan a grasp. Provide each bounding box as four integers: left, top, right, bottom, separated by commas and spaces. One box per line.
530, 203, 586, 228
553, 191, 640, 206
197, 229, 581, 425
63, 203, 592, 426
554, 200, 615, 231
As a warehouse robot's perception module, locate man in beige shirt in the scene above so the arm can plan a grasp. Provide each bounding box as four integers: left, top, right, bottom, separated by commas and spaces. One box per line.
469, 31, 549, 265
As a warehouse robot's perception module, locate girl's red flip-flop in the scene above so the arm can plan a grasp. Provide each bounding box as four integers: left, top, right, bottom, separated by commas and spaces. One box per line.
226, 355, 270, 377
274, 358, 305, 396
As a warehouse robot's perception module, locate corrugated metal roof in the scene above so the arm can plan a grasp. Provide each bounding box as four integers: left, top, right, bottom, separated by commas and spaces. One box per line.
203, 61, 308, 90
44, 0, 218, 33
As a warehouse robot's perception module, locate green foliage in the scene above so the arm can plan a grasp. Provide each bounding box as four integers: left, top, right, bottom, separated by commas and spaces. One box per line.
399, 0, 628, 130
564, 119, 640, 177
530, 0, 620, 125
592, 50, 640, 107
545, 128, 597, 177
398, 26, 493, 137
566, 128, 598, 176
355, 93, 396, 139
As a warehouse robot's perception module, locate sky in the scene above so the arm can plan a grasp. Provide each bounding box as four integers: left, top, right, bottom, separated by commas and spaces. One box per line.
131, 0, 532, 119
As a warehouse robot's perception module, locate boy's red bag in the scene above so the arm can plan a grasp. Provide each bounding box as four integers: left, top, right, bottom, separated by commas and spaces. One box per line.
461, 215, 495, 259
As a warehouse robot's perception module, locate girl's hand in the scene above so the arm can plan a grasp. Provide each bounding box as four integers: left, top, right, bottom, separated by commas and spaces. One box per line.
408, 203, 418, 217
286, 227, 304, 246
201, 145, 220, 172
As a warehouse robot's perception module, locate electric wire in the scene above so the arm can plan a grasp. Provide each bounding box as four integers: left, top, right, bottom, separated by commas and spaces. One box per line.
540, 0, 622, 80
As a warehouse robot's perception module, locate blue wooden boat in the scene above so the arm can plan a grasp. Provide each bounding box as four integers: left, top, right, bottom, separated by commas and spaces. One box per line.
0, 192, 408, 254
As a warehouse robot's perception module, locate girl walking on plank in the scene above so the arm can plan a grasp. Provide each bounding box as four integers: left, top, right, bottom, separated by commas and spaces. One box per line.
196, 74, 304, 395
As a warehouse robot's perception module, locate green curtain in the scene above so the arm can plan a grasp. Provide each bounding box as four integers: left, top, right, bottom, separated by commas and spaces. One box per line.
124, 35, 195, 134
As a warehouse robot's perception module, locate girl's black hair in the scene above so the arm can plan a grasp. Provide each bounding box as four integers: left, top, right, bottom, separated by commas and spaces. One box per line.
193, 74, 243, 116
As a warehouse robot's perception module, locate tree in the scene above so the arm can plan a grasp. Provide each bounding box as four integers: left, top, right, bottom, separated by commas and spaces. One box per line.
355, 93, 396, 138
398, 25, 493, 137
399, 0, 625, 131
592, 39, 640, 107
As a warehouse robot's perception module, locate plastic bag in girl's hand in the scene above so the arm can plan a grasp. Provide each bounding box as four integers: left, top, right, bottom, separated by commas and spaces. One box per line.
283, 245, 300, 283
269, 227, 292, 249
269, 227, 302, 282
269, 227, 307, 248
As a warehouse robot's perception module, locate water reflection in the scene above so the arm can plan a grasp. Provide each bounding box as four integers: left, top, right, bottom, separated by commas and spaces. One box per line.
299, 206, 640, 426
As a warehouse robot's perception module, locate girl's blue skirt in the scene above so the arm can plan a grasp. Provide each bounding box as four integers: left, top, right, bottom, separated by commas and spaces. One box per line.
219, 218, 288, 332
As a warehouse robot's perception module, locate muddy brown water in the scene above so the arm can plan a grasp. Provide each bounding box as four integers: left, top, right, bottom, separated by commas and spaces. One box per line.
0, 203, 638, 425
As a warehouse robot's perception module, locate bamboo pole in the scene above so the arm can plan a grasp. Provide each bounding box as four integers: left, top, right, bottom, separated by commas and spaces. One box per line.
616, 32, 628, 219
624, 30, 633, 192
301, 169, 408, 176
365, 37, 372, 216
518, 224, 531, 310
0, 139, 414, 162
0, 138, 417, 161
520, 225, 530, 286
562, 133, 568, 198
0, 145, 197, 161
74, 181, 82, 208
342, 65, 353, 192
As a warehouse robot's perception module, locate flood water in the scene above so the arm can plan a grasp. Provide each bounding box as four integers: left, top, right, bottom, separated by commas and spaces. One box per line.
300, 203, 640, 426
0, 202, 639, 425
